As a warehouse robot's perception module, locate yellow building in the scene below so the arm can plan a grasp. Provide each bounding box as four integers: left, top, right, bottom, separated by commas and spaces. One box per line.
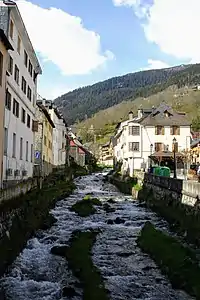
34, 103, 55, 176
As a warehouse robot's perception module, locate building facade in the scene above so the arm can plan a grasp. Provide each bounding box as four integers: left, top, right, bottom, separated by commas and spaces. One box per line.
114, 103, 191, 176
99, 139, 114, 166
36, 99, 67, 167
34, 103, 55, 176
0, 29, 13, 188
0, 1, 42, 185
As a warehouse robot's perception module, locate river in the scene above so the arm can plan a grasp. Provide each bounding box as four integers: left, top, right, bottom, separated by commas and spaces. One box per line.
0, 172, 193, 299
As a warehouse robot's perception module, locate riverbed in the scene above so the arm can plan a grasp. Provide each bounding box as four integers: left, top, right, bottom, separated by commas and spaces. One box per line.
0, 173, 193, 299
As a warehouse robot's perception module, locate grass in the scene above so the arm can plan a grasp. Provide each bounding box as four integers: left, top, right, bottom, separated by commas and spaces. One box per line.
66, 230, 110, 300
70, 195, 102, 217
137, 222, 200, 298
133, 183, 142, 191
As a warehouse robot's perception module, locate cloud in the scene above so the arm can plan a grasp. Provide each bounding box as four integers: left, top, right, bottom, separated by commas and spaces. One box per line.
141, 59, 170, 70
113, 0, 200, 63
16, 1, 114, 75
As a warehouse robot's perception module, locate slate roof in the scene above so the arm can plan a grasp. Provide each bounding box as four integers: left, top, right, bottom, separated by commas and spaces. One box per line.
139, 103, 191, 126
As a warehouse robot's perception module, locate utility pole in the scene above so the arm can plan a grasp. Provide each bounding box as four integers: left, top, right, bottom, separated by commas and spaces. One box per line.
39, 121, 44, 189
65, 127, 70, 170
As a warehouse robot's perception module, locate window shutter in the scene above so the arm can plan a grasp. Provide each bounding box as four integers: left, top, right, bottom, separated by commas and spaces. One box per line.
170, 126, 173, 135
162, 127, 165, 135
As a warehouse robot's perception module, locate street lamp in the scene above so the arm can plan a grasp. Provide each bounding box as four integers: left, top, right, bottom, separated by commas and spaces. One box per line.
173, 137, 177, 179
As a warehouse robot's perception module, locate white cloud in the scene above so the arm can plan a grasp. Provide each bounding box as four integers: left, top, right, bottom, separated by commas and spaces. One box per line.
141, 59, 170, 70
113, 0, 200, 63
16, 1, 114, 75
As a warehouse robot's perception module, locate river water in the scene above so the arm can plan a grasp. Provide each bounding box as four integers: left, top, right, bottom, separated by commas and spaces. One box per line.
0, 173, 193, 300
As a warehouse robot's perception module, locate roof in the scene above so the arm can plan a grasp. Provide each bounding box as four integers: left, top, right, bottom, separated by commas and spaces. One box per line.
139, 103, 191, 126
150, 150, 183, 158
0, 29, 13, 50
37, 103, 55, 128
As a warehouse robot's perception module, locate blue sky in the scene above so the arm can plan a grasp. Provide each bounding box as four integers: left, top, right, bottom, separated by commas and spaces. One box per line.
17, 0, 198, 99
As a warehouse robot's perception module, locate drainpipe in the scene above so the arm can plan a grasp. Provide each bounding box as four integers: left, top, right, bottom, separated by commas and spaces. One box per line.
39, 121, 44, 189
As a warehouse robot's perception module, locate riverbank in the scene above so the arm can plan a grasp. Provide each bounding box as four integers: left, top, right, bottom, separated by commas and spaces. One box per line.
0, 173, 190, 300
137, 222, 200, 299
0, 167, 81, 277
138, 174, 200, 246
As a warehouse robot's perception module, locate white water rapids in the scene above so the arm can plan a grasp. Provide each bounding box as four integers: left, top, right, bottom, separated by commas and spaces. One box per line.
0, 173, 193, 299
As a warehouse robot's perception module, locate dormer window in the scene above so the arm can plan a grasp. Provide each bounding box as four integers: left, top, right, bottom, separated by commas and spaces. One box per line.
155, 126, 164, 135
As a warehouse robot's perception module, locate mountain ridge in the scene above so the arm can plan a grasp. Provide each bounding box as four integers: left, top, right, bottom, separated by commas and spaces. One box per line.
54, 63, 200, 125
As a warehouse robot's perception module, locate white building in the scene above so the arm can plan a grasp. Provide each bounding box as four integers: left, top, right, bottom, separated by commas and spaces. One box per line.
36, 99, 67, 166
114, 103, 191, 177
0, 1, 42, 185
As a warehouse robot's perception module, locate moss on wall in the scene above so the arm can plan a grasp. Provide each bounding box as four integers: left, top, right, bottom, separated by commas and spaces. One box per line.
138, 184, 200, 246
0, 171, 76, 277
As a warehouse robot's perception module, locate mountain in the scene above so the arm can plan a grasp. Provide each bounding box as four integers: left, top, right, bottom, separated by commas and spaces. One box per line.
54, 63, 200, 125
75, 85, 200, 146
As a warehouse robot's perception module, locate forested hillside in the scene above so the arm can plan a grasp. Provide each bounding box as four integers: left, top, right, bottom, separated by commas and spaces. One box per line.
75, 86, 200, 145
54, 63, 200, 124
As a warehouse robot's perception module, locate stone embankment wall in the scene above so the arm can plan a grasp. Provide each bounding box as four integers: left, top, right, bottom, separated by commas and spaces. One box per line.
0, 168, 79, 277
138, 174, 200, 245
108, 175, 137, 195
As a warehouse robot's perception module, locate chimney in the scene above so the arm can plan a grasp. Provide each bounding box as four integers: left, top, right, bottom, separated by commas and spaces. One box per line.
128, 111, 133, 120
137, 108, 143, 119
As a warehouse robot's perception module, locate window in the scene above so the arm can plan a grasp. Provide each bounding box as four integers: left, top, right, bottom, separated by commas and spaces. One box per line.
20, 137, 23, 160
28, 60, 33, 76
13, 99, 19, 117
27, 114, 31, 128
0, 51, 3, 86
155, 126, 164, 135
31, 144, 33, 162
4, 128, 8, 155
129, 142, 139, 151
9, 20, 14, 39
33, 70, 37, 83
26, 141, 28, 161
21, 76, 27, 94
155, 143, 163, 152
170, 126, 180, 135
8, 55, 13, 74
129, 126, 140, 136
14, 64, 19, 84
17, 36, 21, 54
27, 86, 32, 101
24, 50, 28, 67
21, 108, 26, 123
5, 89, 12, 110
12, 133, 16, 158
44, 135, 47, 146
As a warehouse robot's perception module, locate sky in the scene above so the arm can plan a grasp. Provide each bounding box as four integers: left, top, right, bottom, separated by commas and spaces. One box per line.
15, 0, 200, 99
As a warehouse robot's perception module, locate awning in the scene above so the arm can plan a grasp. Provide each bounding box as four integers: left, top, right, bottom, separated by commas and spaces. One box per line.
149, 150, 183, 159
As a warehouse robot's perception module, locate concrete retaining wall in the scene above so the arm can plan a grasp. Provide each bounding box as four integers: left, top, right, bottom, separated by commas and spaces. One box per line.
0, 178, 37, 203
138, 174, 200, 246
